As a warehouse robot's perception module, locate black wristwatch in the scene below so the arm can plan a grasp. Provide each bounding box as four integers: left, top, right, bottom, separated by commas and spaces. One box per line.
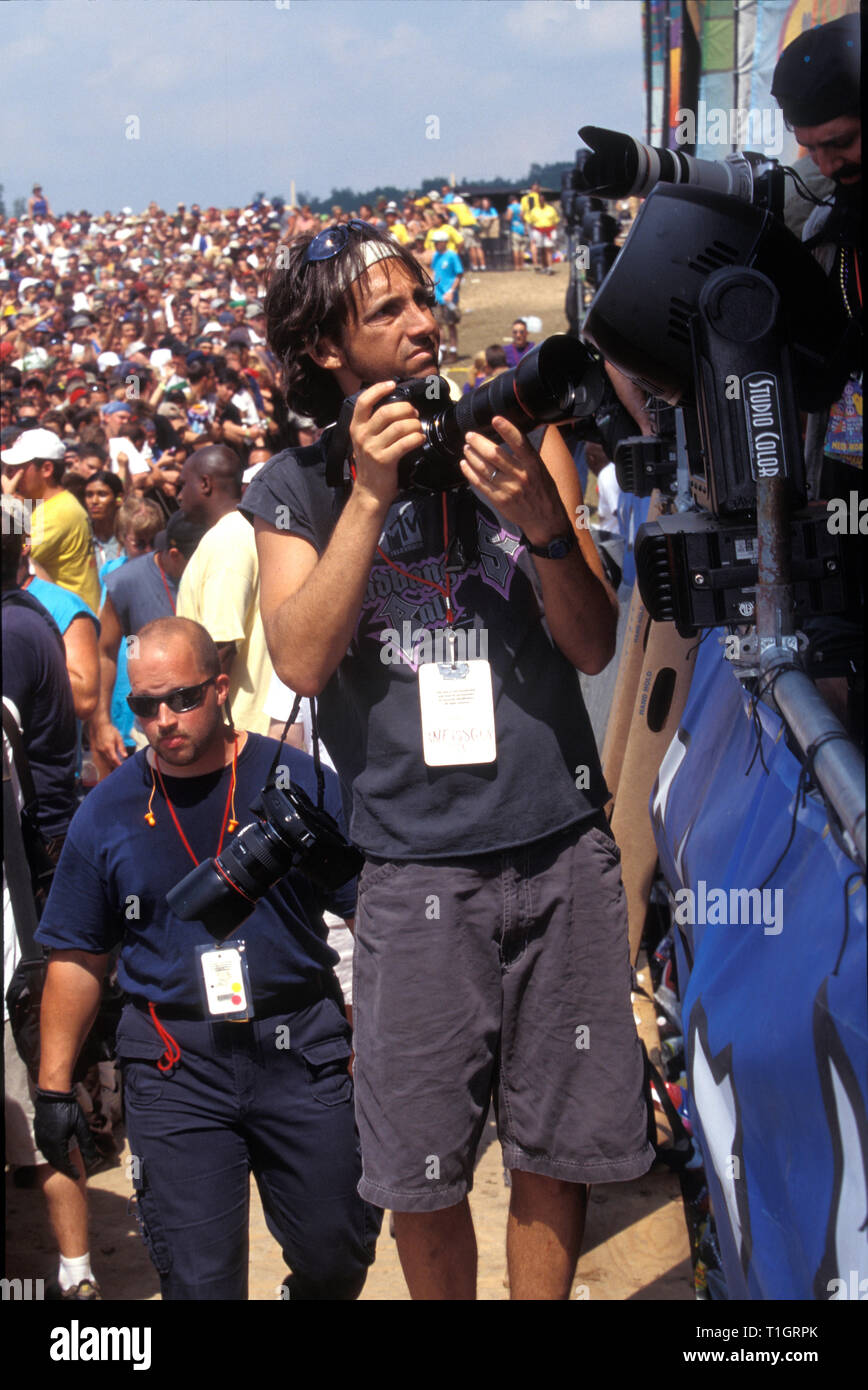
520, 530, 576, 560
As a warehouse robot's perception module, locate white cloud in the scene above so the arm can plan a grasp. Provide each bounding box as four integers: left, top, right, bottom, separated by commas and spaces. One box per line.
505, 0, 642, 54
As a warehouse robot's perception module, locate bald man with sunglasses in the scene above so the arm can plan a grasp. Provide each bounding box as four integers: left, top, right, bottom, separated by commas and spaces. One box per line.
33, 616, 380, 1301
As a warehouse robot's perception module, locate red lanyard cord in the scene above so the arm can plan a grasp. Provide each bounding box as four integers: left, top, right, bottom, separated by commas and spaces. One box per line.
147, 1002, 181, 1072
372, 490, 454, 624
144, 736, 240, 1070
150, 735, 239, 865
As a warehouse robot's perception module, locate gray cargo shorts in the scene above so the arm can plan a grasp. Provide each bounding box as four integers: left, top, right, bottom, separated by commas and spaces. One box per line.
352, 814, 654, 1211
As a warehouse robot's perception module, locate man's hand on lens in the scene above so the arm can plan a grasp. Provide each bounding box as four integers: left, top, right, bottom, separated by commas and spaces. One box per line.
349, 380, 425, 510
33, 1087, 102, 1179
461, 417, 568, 542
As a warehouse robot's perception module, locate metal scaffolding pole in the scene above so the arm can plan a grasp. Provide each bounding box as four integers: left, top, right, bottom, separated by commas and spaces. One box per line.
766, 665, 866, 870
756, 473, 866, 872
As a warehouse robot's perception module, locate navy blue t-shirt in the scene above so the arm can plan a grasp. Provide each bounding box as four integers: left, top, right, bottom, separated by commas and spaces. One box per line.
36, 733, 356, 1007
2, 589, 78, 838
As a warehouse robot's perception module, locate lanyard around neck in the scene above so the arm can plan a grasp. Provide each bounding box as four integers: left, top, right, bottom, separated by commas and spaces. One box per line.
146, 735, 239, 863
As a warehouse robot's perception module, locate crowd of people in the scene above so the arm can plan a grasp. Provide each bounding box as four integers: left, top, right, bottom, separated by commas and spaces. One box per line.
0, 181, 562, 467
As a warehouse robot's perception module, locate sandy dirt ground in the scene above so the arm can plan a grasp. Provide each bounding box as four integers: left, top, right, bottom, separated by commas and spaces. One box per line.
440, 262, 570, 389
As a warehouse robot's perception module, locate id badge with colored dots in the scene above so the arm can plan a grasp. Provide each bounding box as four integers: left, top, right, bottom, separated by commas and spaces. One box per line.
196, 941, 252, 1020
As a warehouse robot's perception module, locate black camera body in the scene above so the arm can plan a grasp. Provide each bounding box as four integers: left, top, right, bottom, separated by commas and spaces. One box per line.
166, 780, 363, 940
325, 336, 607, 495
327, 376, 460, 493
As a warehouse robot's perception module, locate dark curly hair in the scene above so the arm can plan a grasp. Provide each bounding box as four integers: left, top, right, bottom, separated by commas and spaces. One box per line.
264, 224, 432, 428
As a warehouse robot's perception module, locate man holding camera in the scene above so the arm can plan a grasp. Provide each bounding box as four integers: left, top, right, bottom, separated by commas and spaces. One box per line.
32, 616, 380, 1301
243, 223, 653, 1300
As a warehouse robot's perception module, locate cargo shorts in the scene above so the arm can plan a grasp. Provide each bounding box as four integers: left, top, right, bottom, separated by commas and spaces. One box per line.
352, 815, 654, 1211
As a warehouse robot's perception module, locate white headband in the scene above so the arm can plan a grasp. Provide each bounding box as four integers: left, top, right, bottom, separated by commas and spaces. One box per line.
335, 238, 400, 292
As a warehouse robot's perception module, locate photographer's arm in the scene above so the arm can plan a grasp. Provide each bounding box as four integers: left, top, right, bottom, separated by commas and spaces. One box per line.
256, 492, 388, 697
35, 950, 108, 1178
461, 420, 618, 675
256, 382, 424, 697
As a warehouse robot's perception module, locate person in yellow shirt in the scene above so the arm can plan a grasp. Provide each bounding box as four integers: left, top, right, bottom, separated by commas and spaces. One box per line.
526, 195, 560, 275
384, 204, 411, 245
175, 444, 274, 735
424, 212, 464, 257
449, 197, 486, 271
520, 183, 543, 266
0, 428, 99, 612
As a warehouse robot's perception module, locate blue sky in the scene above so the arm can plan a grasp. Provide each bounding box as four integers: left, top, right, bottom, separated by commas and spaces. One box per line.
1, 0, 644, 213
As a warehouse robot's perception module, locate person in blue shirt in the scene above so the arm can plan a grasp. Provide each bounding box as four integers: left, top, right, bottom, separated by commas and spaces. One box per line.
33, 616, 380, 1300
90, 510, 204, 776
21, 574, 100, 724
431, 230, 463, 360
3, 513, 94, 1301
506, 199, 528, 270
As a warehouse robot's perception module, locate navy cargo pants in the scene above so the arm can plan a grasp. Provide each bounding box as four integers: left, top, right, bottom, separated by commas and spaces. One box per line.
117, 994, 381, 1300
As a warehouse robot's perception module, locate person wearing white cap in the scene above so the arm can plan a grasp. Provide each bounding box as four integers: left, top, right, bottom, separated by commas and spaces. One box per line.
384, 203, 411, 246
1, 430, 99, 612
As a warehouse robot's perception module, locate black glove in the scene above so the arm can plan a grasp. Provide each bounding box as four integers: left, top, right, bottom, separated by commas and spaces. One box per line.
33, 1087, 101, 1179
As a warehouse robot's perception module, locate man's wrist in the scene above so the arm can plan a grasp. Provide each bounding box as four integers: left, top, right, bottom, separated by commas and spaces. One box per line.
521, 528, 577, 559
37, 1070, 74, 1093
519, 505, 575, 550
347, 481, 394, 523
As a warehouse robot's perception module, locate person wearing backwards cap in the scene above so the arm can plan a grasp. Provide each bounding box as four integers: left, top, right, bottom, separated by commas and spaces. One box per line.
101, 400, 152, 486
771, 10, 862, 499
1, 428, 99, 613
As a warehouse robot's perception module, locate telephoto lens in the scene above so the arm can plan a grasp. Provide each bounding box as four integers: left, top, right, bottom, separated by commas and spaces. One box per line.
576, 126, 756, 203
401, 335, 606, 491
166, 784, 363, 939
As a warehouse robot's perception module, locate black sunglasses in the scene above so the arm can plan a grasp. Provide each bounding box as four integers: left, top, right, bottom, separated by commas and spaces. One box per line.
303, 219, 372, 264
127, 676, 217, 719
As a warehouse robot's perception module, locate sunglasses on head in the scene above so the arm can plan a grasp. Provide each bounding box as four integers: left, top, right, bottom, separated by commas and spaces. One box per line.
303, 219, 372, 264
127, 676, 217, 719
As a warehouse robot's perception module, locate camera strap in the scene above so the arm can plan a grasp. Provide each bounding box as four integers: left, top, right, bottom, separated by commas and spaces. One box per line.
146, 735, 240, 860
375, 491, 456, 625
267, 692, 327, 811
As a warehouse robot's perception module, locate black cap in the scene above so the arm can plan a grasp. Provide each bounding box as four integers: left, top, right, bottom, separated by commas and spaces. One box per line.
771, 13, 861, 128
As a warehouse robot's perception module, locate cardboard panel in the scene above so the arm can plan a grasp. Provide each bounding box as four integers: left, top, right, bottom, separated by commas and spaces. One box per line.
611, 617, 698, 963
600, 492, 664, 810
